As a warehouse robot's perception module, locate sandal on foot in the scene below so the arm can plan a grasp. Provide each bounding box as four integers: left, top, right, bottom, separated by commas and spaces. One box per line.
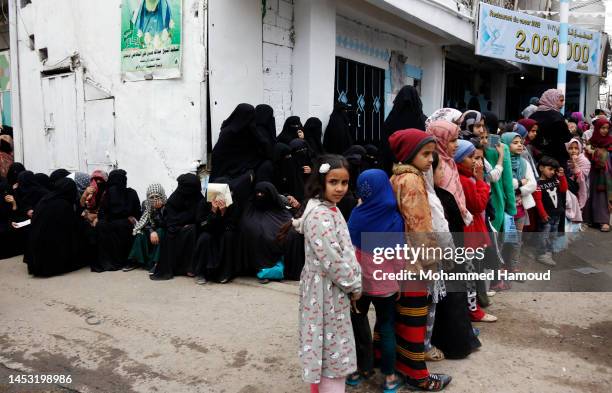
345, 371, 363, 387
425, 346, 445, 361
475, 313, 498, 323
383, 374, 403, 392
601, 224, 610, 232
405, 373, 452, 392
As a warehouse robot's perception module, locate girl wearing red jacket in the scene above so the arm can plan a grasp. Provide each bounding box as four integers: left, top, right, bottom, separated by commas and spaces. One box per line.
454, 140, 496, 323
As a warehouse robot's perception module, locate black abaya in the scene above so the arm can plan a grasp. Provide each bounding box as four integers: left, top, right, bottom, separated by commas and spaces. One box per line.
152, 173, 203, 280
255, 104, 277, 160
93, 170, 141, 272
0, 179, 23, 259
323, 103, 353, 155
272, 143, 305, 202
211, 104, 264, 181
240, 182, 292, 273
303, 117, 325, 157
381, 86, 427, 174
27, 178, 82, 277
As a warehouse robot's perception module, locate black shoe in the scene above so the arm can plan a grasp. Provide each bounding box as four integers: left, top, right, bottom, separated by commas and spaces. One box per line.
122, 264, 138, 272
195, 276, 208, 285
405, 374, 452, 392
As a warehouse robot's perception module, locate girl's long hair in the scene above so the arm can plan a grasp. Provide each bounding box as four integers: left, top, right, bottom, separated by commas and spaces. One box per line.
277, 154, 350, 242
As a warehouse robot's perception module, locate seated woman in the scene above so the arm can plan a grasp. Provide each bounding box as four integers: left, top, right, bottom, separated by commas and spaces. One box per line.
27, 178, 82, 277
126, 183, 167, 273
195, 172, 254, 283
92, 169, 141, 272
241, 181, 292, 284
151, 173, 202, 280
13, 171, 49, 264
0, 178, 23, 259
80, 170, 108, 225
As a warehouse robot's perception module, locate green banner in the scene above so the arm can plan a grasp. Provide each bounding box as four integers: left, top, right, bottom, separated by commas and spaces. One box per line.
121, 0, 182, 80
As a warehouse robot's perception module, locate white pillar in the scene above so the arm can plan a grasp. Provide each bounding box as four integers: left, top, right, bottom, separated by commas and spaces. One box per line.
420, 46, 445, 116
8, 0, 23, 162
557, 0, 569, 114
292, 0, 336, 126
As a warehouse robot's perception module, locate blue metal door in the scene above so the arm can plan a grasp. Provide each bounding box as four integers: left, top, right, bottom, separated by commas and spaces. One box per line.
334, 57, 385, 146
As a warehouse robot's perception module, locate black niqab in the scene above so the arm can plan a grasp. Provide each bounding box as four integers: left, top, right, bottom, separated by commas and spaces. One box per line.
272, 143, 304, 201
15, 171, 49, 214
7, 162, 25, 188
303, 117, 325, 156
277, 116, 303, 145
165, 173, 203, 229
255, 104, 277, 159
323, 103, 353, 154
49, 168, 70, 187
98, 169, 141, 220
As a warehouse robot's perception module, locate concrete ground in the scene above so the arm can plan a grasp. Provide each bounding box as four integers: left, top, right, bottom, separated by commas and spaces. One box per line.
1, 233, 611, 393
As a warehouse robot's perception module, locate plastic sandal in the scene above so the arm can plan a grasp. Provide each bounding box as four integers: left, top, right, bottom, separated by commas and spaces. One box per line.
425, 347, 445, 361
383, 374, 403, 392
345, 371, 363, 387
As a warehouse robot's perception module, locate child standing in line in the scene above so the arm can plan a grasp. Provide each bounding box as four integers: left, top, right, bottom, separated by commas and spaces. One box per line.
388, 128, 452, 392
500, 132, 537, 277
454, 140, 497, 323
583, 118, 612, 232
346, 169, 403, 392
533, 157, 569, 266
288, 155, 362, 393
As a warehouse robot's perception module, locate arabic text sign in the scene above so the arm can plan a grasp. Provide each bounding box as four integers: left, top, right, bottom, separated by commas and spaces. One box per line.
476, 2, 603, 76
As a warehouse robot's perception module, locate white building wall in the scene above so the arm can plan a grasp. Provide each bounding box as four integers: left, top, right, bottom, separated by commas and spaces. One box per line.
262, 0, 294, 132
14, 0, 206, 198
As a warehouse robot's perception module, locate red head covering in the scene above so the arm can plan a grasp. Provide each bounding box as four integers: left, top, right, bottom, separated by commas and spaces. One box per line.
388, 129, 434, 164
517, 118, 537, 132
590, 118, 612, 149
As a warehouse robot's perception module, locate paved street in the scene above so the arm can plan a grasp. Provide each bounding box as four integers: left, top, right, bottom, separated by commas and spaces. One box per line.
1, 232, 612, 393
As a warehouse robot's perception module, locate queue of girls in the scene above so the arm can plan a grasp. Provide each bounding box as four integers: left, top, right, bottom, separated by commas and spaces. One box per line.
1, 86, 611, 392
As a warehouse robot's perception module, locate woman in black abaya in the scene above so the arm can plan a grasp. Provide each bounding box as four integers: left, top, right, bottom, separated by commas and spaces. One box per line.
92, 169, 141, 272
272, 143, 305, 202
196, 171, 254, 283
255, 104, 277, 159
303, 117, 325, 157
211, 104, 265, 181
14, 171, 49, 220
151, 173, 203, 280
27, 178, 82, 277
277, 116, 303, 145
241, 182, 292, 277
289, 138, 313, 183
337, 145, 366, 221
381, 85, 427, 174
0, 178, 23, 259
6, 162, 25, 189
323, 103, 353, 154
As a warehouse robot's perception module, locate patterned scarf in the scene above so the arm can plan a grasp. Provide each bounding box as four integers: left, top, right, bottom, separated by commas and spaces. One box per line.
133, 183, 167, 235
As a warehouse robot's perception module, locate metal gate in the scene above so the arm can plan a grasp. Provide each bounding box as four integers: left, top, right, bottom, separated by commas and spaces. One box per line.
334, 57, 385, 146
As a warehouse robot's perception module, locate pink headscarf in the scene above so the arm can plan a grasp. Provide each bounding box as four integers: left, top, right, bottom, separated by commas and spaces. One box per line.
426, 120, 473, 226
536, 89, 564, 112
565, 137, 591, 207
87, 169, 109, 209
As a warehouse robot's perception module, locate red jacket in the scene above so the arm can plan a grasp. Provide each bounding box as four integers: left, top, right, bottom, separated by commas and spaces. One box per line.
459, 169, 491, 248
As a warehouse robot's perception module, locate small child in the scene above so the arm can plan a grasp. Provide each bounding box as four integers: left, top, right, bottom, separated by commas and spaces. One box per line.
564, 138, 591, 227
126, 183, 167, 273
289, 155, 362, 393
533, 157, 568, 266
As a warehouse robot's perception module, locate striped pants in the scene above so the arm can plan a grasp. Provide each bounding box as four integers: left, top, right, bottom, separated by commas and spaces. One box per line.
395, 291, 430, 380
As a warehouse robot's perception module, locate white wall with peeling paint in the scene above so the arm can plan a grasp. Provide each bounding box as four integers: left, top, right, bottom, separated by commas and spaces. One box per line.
14, 0, 206, 198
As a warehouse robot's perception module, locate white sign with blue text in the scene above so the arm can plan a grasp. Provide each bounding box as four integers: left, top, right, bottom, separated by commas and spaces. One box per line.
475, 2, 604, 76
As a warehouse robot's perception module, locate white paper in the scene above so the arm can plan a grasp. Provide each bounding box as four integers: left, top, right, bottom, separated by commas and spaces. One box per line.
13, 219, 31, 228
206, 183, 233, 207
